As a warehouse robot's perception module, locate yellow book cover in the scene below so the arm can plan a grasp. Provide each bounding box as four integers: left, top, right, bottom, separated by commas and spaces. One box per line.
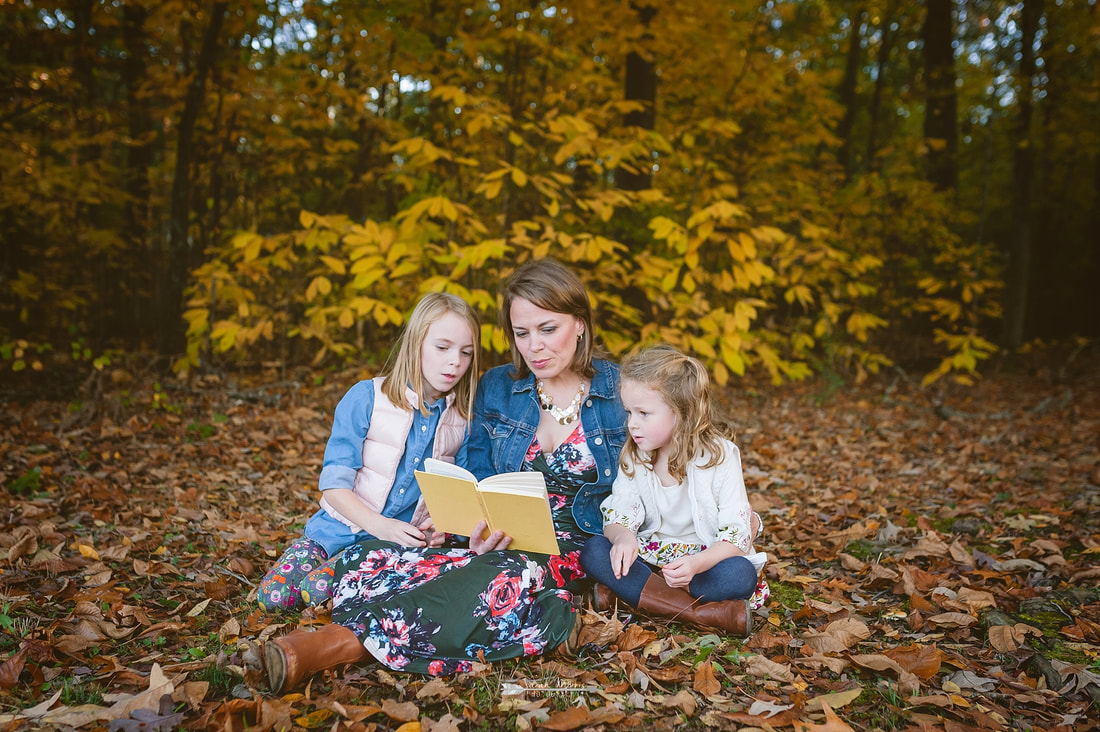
415, 458, 561, 555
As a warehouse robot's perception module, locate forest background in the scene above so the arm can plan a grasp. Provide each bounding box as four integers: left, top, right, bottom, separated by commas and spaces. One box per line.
2, 2, 1100, 730
2, 0, 1097, 385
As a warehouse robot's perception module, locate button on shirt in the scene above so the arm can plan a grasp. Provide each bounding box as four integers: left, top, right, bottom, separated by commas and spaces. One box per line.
306, 380, 445, 555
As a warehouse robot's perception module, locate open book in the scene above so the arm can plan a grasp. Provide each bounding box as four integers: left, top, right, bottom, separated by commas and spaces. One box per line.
415, 459, 561, 556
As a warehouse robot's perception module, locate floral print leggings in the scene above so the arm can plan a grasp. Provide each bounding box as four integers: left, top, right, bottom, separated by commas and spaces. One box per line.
258, 537, 338, 611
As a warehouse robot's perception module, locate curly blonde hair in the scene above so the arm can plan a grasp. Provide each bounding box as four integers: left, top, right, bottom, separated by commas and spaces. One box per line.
619, 344, 733, 482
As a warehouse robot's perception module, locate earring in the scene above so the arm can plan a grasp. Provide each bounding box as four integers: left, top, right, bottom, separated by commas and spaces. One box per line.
577, 332, 583, 342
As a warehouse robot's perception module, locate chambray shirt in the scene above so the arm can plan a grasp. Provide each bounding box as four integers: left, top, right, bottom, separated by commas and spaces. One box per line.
303, 380, 446, 556
466, 358, 627, 534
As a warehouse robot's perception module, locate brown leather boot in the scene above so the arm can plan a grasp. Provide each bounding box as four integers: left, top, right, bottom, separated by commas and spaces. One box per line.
590, 582, 615, 612
265, 624, 372, 694
636, 574, 752, 639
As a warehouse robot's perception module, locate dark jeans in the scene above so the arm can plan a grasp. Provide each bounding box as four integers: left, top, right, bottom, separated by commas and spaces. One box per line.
580, 535, 758, 606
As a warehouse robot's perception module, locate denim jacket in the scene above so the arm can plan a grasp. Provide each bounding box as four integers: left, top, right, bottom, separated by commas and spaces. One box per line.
466, 358, 627, 534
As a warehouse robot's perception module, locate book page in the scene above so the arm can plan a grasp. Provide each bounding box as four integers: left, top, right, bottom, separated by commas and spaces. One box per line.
421, 457, 476, 481
478, 471, 547, 496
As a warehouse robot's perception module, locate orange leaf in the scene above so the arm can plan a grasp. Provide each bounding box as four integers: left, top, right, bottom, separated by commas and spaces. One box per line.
883, 643, 943, 679
693, 661, 721, 697
540, 706, 594, 730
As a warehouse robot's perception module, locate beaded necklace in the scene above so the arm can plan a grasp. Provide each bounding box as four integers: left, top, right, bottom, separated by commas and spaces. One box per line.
536, 379, 586, 425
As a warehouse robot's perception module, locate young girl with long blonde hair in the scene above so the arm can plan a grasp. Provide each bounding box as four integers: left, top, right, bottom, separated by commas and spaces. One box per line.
259, 292, 479, 611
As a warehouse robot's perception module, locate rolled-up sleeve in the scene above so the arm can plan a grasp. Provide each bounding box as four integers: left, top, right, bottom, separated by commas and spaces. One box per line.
318, 381, 375, 492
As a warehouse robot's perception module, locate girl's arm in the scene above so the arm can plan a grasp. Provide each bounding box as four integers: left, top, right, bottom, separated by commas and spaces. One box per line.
322, 488, 430, 546
603, 522, 639, 579
661, 540, 742, 588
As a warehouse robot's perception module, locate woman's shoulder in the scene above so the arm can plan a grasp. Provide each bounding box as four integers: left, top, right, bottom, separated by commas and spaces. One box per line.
479, 363, 521, 386
589, 358, 623, 398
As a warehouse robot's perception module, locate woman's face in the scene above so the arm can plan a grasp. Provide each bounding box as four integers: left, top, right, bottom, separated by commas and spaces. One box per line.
509, 297, 584, 382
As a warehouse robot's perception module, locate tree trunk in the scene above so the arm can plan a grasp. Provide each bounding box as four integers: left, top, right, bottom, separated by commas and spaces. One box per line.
617, 2, 657, 192
122, 2, 152, 339
1002, 0, 1044, 347
837, 5, 866, 180
922, 0, 958, 191
865, 0, 896, 171
158, 1, 228, 359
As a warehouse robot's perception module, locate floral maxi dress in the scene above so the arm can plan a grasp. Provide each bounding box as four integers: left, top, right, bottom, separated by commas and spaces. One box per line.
329, 425, 597, 676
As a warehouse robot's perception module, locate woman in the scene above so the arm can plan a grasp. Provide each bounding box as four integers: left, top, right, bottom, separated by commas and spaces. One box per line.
264, 259, 627, 691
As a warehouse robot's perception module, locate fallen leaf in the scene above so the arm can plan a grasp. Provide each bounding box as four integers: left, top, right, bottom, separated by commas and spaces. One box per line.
539, 705, 593, 730
0, 646, 28, 690
802, 618, 871, 654
793, 701, 856, 731
693, 661, 721, 697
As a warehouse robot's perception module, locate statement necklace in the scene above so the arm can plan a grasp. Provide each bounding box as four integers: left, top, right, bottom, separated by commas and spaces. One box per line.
536, 379, 586, 425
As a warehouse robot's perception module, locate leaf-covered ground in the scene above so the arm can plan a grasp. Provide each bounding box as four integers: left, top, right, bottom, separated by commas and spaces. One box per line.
1, 353, 1098, 731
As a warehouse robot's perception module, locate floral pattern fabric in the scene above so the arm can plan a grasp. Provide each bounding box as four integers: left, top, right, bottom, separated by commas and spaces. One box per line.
329, 424, 597, 675
258, 537, 338, 611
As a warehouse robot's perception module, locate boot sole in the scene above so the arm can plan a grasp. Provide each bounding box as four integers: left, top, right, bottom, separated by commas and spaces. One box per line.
264, 641, 288, 694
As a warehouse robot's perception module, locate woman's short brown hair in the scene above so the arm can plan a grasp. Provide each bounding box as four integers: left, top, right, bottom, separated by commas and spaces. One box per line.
500, 258, 598, 379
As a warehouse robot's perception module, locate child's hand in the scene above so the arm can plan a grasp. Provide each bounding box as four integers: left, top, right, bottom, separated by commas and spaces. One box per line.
372, 517, 429, 547
660, 556, 698, 589
609, 537, 639, 580
417, 519, 446, 548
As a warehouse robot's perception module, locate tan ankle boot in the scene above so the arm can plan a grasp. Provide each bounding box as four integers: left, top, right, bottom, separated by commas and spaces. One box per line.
265, 624, 371, 694
636, 574, 752, 639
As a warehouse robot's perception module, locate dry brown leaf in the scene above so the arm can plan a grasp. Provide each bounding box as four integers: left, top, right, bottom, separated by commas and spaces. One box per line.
616, 624, 657, 651
927, 612, 977, 628
664, 689, 697, 716
838, 553, 866, 571
6, 531, 38, 563
883, 643, 942, 679
744, 654, 794, 681
416, 677, 455, 700
693, 661, 721, 697
802, 618, 871, 654
106, 663, 175, 719
381, 698, 419, 722
539, 705, 593, 730
0, 646, 28, 690
422, 713, 463, 732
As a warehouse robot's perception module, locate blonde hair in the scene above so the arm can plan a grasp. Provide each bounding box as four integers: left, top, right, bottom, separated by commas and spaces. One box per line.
380, 292, 480, 418
619, 344, 733, 482
500, 258, 601, 379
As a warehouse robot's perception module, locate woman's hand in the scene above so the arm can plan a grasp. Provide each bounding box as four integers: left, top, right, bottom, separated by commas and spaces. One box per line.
609, 536, 639, 580
660, 555, 699, 589
469, 520, 512, 555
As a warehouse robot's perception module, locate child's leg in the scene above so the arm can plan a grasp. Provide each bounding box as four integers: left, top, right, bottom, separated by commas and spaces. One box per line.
579, 535, 652, 607
687, 555, 758, 602
300, 553, 340, 607
259, 538, 329, 611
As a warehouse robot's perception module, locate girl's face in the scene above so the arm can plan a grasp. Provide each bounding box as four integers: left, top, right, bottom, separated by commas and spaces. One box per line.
508, 297, 584, 382
620, 378, 678, 455
419, 311, 476, 402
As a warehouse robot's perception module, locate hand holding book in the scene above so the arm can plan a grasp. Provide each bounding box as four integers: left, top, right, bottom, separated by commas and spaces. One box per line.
415, 459, 561, 555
